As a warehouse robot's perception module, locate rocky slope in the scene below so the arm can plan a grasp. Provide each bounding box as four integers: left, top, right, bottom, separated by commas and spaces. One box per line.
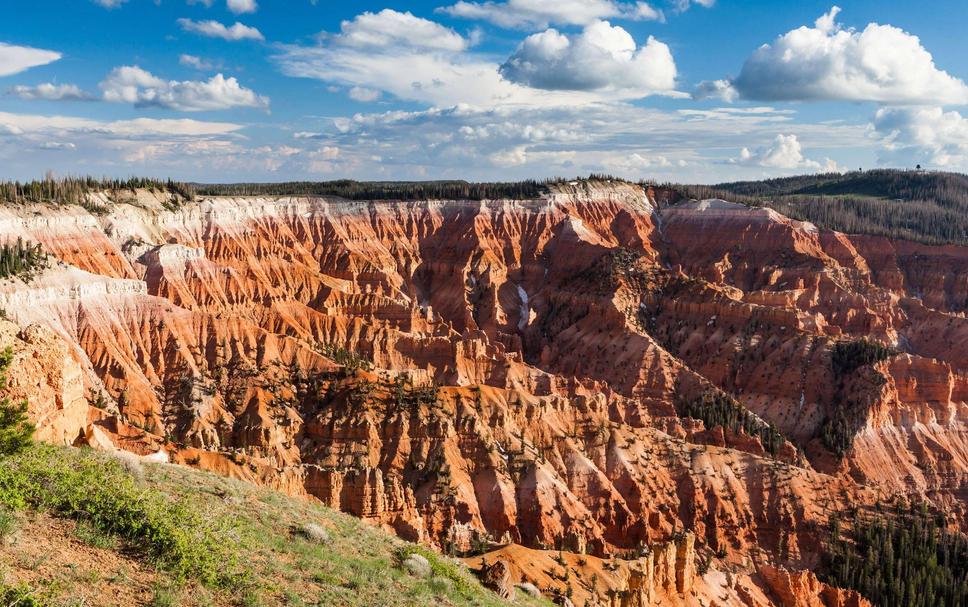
1, 180, 965, 605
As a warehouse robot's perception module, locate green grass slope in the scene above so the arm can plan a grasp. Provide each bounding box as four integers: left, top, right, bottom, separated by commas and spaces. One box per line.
0, 445, 547, 607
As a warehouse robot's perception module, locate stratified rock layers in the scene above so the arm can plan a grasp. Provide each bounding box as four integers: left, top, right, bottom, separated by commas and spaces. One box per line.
1, 183, 966, 605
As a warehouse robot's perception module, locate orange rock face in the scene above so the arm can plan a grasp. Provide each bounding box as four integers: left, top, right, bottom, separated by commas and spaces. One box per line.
2, 182, 967, 605
758, 565, 872, 607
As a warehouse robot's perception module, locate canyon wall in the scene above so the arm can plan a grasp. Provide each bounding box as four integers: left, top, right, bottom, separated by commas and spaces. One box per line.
1, 181, 966, 605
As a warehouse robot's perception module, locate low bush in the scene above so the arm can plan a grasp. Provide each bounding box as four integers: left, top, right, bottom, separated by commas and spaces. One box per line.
0, 583, 41, 606
0, 347, 33, 458
395, 545, 473, 595
0, 445, 243, 587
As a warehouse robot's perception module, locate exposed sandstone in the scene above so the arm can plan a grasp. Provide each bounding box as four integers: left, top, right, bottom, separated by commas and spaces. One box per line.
3, 183, 966, 605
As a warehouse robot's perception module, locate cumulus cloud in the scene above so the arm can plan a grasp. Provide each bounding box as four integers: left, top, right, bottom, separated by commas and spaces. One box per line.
499, 21, 677, 94
226, 0, 256, 14
275, 16, 607, 108
692, 79, 737, 102
9, 83, 92, 101
91, 0, 126, 8
276, 9, 681, 108
734, 133, 836, 171
177, 18, 264, 41
99, 66, 269, 111
333, 9, 468, 51
438, 0, 666, 30
731, 6, 968, 104
0, 42, 61, 77
872, 107, 968, 169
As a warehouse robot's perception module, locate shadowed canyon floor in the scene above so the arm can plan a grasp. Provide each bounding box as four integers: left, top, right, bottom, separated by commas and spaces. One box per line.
2, 180, 966, 605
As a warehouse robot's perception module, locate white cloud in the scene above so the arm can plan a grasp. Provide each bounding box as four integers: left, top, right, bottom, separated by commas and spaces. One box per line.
179, 54, 216, 70
226, 0, 256, 14
499, 21, 677, 94
734, 133, 836, 170
438, 0, 666, 29
9, 83, 92, 101
670, 0, 714, 12
92, 0, 126, 8
633, 3, 664, 22
306, 145, 341, 172
100, 66, 269, 111
348, 86, 381, 102
333, 9, 468, 52
0, 110, 243, 137
311, 103, 863, 182
274, 38, 606, 109
0, 101, 866, 183
692, 79, 737, 102
0, 42, 61, 77
732, 6, 968, 104
177, 18, 264, 41
37, 141, 76, 150
872, 107, 968, 170
276, 9, 680, 109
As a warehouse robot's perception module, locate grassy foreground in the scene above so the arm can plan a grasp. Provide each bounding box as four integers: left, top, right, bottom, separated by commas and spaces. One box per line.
0, 444, 547, 607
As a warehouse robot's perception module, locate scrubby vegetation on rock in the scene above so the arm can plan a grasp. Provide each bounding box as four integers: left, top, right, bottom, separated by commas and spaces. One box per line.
818, 339, 896, 457
675, 387, 787, 457
0, 347, 32, 457
831, 339, 895, 376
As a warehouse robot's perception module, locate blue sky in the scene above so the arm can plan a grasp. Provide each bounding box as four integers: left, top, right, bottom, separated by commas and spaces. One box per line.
1, 0, 967, 183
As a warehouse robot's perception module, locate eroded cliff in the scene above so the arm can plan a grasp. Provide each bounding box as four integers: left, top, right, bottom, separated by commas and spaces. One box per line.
2, 180, 966, 605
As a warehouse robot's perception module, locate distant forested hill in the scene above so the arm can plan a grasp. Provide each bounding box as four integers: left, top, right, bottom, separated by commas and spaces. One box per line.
194, 179, 550, 201
670, 170, 968, 246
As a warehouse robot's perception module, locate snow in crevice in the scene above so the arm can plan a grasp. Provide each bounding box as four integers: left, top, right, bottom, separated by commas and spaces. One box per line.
516, 284, 530, 331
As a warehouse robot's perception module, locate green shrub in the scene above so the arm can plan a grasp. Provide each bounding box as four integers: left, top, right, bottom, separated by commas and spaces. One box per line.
0, 506, 17, 542
0, 347, 33, 458
0, 445, 242, 587
395, 545, 472, 595
0, 583, 42, 606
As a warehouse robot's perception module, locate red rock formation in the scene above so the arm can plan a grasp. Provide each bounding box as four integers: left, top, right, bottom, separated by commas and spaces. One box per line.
2, 181, 966, 604
758, 565, 872, 607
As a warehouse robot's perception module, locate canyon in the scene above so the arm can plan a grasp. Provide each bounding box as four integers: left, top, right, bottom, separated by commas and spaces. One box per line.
1, 180, 965, 606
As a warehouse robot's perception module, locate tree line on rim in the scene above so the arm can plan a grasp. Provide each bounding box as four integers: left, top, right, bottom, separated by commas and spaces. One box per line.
668, 169, 968, 246
4, 170, 968, 245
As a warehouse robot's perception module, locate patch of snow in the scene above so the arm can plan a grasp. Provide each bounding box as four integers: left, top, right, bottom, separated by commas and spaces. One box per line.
516, 284, 530, 331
